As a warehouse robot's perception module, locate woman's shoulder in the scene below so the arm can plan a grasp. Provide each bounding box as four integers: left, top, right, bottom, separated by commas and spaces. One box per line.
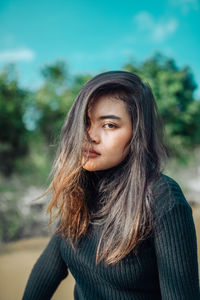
151, 173, 192, 219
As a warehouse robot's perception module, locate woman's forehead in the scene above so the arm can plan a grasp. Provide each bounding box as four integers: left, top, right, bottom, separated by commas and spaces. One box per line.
87, 95, 128, 119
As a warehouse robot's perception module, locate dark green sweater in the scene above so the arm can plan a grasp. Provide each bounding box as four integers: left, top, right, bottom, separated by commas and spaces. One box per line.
22, 174, 200, 299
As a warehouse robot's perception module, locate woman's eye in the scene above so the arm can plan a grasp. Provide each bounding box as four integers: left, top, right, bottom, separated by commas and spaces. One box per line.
103, 123, 117, 129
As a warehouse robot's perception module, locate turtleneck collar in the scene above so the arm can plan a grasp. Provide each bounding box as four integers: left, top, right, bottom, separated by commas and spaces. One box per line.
87, 155, 129, 181
81, 156, 130, 215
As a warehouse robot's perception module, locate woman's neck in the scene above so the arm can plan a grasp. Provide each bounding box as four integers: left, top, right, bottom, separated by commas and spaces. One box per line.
89, 155, 129, 181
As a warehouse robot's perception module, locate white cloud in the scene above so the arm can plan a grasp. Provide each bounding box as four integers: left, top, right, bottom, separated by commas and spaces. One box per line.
153, 19, 178, 41
134, 11, 154, 30
133, 11, 178, 42
0, 48, 35, 63
170, 0, 199, 14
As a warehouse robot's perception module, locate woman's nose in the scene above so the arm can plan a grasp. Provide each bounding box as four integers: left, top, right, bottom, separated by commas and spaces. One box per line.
88, 126, 100, 143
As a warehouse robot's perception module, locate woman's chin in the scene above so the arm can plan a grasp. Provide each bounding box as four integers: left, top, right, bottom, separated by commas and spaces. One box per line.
82, 160, 107, 172
82, 164, 98, 172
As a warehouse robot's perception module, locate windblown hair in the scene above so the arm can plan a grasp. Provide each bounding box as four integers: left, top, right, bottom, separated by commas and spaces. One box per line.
43, 71, 168, 265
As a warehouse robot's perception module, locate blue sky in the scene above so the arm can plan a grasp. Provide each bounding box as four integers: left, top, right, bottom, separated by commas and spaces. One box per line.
0, 0, 200, 97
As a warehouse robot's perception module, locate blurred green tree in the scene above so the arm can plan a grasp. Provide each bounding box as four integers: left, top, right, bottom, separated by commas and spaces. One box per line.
35, 60, 70, 145
0, 64, 29, 176
123, 53, 200, 160
35, 60, 92, 147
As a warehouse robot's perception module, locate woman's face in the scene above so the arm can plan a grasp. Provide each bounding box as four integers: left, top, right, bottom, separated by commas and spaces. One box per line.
82, 95, 132, 171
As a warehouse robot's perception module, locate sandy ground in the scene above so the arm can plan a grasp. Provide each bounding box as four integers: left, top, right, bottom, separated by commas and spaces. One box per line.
0, 238, 75, 300
0, 204, 200, 300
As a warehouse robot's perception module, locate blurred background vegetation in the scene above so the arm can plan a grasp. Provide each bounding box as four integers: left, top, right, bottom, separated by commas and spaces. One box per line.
0, 52, 200, 243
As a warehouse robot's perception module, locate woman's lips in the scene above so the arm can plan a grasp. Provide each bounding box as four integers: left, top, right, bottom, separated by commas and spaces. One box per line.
83, 149, 101, 158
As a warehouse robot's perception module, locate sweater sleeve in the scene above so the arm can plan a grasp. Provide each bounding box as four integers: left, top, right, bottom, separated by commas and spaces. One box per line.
153, 203, 200, 299
22, 233, 68, 300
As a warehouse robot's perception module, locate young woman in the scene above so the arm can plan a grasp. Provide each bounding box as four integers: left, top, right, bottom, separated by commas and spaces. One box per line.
22, 71, 200, 300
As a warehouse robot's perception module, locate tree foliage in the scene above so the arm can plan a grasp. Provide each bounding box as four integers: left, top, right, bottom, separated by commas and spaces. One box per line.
123, 53, 200, 159
0, 64, 29, 176
35, 61, 92, 145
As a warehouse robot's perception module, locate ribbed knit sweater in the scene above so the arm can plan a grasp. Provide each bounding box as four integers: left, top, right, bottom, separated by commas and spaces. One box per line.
22, 173, 200, 300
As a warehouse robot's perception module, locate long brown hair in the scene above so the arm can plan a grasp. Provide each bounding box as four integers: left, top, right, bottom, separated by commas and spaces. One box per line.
43, 71, 167, 265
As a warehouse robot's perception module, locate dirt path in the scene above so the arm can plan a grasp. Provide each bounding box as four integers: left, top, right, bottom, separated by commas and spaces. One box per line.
0, 237, 74, 300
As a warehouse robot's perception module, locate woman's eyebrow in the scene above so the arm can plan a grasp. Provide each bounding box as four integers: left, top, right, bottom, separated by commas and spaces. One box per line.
98, 115, 121, 120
